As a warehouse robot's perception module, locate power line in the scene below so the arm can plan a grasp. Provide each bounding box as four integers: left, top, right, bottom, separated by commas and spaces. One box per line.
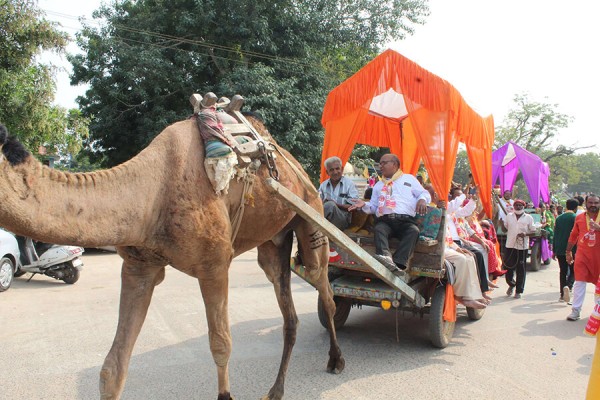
42, 9, 323, 71
111, 34, 308, 75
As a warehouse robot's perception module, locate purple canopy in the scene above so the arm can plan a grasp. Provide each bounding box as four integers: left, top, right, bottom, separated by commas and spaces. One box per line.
492, 141, 550, 207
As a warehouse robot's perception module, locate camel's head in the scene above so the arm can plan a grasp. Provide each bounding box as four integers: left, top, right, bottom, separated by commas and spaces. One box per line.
0, 125, 30, 166
0, 124, 35, 209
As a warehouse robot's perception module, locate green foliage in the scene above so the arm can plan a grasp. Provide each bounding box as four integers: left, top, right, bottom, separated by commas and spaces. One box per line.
349, 145, 379, 173
560, 152, 600, 195
451, 150, 470, 189
215, 64, 328, 175
0, 0, 67, 69
494, 93, 573, 153
70, 0, 429, 176
492, 93, 600, 201
0, 0, 88, 158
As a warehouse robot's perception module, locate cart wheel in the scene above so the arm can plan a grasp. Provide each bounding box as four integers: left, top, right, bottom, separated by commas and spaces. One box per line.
466, 306, 486, 320
318, 295, 351, 330
529, 240, 541, 271
429, 285, 455, 348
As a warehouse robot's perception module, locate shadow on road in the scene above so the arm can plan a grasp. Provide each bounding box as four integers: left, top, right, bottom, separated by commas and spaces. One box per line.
75, 305, 480, 399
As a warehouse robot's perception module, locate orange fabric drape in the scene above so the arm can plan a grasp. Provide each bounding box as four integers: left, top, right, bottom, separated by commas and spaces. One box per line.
463, 113, 495, 218
320, 49, 494, 213
399, 117, 421, 175
443, 284, 457, 322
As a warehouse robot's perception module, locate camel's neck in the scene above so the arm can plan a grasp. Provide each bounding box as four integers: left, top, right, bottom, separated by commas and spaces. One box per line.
0, 143, 168, 247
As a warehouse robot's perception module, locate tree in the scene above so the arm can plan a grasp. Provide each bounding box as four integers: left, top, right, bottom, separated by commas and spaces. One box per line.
493, 93, 600, 202
493, 93, 590, 160
564, 152, 600, 195
542, 151, 582, 193
70, 0, 429, 176
451, 149, 470, 189
0, 0, 89, 157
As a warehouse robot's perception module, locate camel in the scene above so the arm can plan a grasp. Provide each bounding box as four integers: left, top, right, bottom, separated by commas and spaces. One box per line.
0, 113, 345, 399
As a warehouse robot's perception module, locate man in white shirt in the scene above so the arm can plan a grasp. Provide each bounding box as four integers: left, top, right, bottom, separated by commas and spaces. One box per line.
349, 153, 430, 272
318, 156, 359, 230
503, 199, 536, 298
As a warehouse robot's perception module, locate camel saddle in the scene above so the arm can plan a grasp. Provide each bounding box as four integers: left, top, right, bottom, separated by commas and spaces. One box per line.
190, 92, 276, 169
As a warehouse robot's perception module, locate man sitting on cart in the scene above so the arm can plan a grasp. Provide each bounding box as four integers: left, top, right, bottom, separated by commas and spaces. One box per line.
318, 156, 359, 230
349, 153, 430, 273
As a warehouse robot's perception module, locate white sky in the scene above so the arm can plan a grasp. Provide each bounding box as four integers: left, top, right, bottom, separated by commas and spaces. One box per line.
39, 0, 600, 152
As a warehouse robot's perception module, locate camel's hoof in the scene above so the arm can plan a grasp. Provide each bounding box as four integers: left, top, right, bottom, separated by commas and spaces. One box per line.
260, 386, 283, 400
260, 395, 282, 400
326, 355, 345, 374
217, 392, 233, 400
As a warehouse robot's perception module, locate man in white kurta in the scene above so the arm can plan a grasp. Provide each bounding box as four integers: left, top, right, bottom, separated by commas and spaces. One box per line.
349, 154, 430, 272
503, 199, 536, 298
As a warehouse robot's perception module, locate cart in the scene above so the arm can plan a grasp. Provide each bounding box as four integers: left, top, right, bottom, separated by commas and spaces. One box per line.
268, 50, 494, 348
266, 179, 485, 349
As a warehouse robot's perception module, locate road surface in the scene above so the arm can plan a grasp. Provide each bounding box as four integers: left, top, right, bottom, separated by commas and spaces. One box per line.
1, 249, 595, 399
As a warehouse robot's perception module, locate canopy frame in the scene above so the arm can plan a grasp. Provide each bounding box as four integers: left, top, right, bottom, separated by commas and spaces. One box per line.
492, 141, 550, 207
320, 49, 494, 216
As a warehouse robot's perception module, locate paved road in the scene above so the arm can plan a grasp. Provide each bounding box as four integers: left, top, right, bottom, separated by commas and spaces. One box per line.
1, 249, 596, 399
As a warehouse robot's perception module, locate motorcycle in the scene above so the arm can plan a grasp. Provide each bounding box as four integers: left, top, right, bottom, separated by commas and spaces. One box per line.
14, 236, 84, 284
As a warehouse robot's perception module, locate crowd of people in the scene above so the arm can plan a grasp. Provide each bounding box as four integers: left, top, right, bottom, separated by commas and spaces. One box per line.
319, 154, 600, 397
318, 154, 600, 321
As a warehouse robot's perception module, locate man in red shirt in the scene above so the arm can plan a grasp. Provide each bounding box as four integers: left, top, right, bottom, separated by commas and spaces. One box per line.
566, 194, 600, 321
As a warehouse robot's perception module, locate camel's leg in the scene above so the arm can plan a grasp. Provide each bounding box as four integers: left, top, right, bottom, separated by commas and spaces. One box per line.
100, 262, 166, 400
256, 229, 296, 400
197, 264, 234, 400
294, 219, 345, 374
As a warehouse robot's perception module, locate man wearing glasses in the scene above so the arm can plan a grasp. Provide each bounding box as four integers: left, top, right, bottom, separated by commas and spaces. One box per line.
349, 153, 430, 273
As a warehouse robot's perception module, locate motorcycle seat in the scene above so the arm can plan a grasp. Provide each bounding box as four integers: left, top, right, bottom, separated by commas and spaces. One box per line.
34, 242, 54, 257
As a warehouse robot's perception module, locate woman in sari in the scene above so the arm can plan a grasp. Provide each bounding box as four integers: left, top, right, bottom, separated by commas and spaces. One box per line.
466, 215, 505, 279
540, 203, 555, 260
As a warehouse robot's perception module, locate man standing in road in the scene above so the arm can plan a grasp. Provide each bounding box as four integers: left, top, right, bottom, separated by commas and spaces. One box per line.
566, 194, 600, 321
553, 198, 578, 303
318, 156, 359, 230
503, 199, 536, 299
349, 153, 430, 273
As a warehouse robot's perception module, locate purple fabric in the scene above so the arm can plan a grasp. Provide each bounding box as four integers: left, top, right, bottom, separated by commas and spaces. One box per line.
492, 141, 550, 207
541, 237, 551, 261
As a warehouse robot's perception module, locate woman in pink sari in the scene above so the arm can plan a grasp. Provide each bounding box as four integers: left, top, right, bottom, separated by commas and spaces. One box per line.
467, 216, 506, 278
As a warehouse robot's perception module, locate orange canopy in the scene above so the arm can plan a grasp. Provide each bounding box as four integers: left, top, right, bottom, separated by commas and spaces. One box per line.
320, 49, 494, 216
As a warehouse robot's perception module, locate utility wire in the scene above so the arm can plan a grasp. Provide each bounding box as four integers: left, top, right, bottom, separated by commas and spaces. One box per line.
111, 34, 307, 75
42, 9, 324, 70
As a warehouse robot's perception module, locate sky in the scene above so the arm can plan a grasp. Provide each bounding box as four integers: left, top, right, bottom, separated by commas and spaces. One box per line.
38, 0, 600, 152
